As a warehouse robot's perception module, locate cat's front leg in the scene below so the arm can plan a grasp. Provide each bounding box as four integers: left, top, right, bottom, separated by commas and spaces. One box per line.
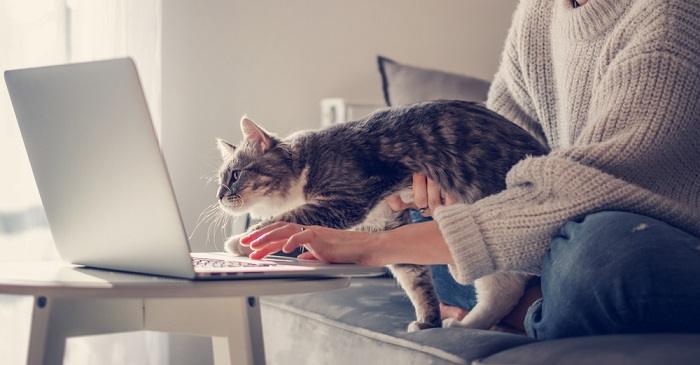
247, 217, 280, 232
265, 201, 370, 230
389, 264, 442, 332
224, 233, 253, 256
224, 218, 279, 256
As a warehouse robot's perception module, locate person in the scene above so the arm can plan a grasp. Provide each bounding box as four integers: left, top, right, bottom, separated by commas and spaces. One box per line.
241, 0, 700, 340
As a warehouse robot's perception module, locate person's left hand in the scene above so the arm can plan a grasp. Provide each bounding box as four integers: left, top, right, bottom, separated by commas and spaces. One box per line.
386, 173, 458, 216
240, 222, 382, 265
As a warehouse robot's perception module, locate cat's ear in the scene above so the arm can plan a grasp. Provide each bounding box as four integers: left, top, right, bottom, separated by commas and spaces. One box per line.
240, 115, 273, 152
216, 138, 236, 159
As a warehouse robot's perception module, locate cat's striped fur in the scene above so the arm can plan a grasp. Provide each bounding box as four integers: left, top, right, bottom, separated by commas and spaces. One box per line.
216, 100, 548, 331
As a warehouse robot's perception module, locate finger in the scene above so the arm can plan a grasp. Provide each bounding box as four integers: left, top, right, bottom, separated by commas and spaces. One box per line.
241, 221, 286, 244
444, 192, 458, 205
426, 178, 442, 213
249, 224, 302, 249
386, 194, 413, 211
440, 303, 469, 321
299, 245, 330, 263
385, 195, 404, 212
412, 173, 428, 209
249, 240, 286, 260
282, 229, 317, 253
298, 252, 319, 260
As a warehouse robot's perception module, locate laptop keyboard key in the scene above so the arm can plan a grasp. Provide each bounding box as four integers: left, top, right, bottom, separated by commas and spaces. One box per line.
192, 257, 274, 269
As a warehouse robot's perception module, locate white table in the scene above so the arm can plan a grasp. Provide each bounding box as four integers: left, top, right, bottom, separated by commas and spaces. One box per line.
0, 261, 350, 365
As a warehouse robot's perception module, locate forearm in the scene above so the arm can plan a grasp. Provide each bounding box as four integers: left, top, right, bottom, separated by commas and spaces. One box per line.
374, 221, 454, 266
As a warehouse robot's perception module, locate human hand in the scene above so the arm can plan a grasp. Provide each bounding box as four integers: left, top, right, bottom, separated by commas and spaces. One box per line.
385, 173, 457, 216
240, 222, 382, 265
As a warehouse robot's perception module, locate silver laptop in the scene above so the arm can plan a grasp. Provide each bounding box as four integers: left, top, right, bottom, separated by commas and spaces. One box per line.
4, 58, 384, 280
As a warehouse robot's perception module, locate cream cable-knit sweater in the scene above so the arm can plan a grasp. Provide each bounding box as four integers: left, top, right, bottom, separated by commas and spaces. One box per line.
433, 0, 700, 284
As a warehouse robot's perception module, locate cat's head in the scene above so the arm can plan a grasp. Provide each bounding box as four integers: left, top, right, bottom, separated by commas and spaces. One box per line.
215, 116, 297, 216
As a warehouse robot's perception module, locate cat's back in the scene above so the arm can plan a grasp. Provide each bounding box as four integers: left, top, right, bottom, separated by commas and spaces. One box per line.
353, 100, 547, 155
290, 99, 547, 172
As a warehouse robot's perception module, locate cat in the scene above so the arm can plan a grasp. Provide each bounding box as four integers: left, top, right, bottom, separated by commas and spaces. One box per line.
215, 100, 548, 332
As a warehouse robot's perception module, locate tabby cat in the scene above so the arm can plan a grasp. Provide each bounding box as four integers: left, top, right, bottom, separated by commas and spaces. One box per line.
216, 100, 548, 331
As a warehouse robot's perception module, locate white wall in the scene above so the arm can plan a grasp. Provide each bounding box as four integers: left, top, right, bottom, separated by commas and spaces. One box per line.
161, 0, 518, 251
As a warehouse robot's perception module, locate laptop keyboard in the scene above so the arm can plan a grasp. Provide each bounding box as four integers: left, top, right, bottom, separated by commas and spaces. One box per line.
192, 257, 274, 268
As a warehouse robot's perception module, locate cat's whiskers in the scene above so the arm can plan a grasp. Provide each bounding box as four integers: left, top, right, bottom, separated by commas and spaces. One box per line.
218, 213, 233, 249
211, 210, 229, 248
211, 212, 223, 247
205, 209, 224, 248
189, 203, 220, 240
192, 202, 233, 250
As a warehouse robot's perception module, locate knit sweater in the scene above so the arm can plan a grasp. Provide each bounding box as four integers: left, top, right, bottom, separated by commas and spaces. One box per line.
433, 0, 700, 284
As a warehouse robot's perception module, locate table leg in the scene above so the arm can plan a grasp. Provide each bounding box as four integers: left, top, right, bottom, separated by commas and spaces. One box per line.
25, 296, 144, 365
211, 297, 265, 365
144, 296, 265, 365
26, 296, 51, 365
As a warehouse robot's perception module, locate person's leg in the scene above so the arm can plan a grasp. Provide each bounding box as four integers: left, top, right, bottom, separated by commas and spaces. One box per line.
430, 264, 478, 310
525, 211, 700, 340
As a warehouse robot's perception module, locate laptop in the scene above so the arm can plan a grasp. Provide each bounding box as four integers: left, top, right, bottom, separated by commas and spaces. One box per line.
4, 58, 384, 280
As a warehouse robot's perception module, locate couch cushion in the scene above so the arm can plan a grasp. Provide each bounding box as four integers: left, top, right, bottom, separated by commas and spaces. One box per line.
475, 334, 700, 365
377, 56, 491, 106
261, 277, 533, 365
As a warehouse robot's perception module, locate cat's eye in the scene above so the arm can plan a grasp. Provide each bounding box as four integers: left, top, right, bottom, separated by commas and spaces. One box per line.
229, 170, 241, 184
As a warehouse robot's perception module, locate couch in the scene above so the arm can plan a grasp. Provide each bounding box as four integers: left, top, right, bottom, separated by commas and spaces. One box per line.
261, 278, 700, 364
260, 57, 700, 364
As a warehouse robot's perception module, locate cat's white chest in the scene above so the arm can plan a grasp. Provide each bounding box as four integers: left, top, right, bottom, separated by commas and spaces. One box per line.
248, 168, 308, 219
352, 201, 396, 232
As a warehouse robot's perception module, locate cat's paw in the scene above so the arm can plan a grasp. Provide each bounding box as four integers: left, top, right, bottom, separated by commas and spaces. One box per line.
407, 320, 441, 332
441, 318, 464, 329
224, 234, 253, 256
441, 316, 493, 330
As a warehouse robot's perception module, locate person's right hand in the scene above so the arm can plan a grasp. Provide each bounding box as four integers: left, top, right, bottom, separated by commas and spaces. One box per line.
385, 173, 457, 216
240, 221, 382, 265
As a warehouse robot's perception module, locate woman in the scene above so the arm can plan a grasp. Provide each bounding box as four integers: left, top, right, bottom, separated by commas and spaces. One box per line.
242, 0, 700, 339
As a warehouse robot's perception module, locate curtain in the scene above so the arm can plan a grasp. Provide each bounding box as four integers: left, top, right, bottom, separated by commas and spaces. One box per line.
0, 1, 168, 364
0, 0, 162, 258
0, 0, 65, 260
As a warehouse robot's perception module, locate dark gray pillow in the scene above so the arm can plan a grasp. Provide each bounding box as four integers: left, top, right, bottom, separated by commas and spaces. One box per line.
377, 55, 491, 106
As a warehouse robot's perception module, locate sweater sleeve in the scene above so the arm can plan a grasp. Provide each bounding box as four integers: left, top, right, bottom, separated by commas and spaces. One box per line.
434, 48, 700, 284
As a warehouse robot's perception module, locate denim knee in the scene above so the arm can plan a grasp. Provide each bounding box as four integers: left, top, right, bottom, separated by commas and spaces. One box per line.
526, 211, 700, 339
430, 265, 477, 310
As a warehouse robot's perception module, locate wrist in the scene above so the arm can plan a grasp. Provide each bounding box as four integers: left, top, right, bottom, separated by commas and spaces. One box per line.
363, 230, 395, 266
373, 221, 454, 266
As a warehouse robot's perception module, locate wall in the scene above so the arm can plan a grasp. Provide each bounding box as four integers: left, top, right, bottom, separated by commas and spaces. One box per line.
161, 0, 518, 251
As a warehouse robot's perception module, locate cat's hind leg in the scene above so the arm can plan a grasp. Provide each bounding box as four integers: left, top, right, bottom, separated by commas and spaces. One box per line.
442, 272, 529, 330
389, 264, 442, 332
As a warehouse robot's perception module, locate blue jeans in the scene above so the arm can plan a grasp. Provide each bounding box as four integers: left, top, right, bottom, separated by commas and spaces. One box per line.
431, 211, 700, 340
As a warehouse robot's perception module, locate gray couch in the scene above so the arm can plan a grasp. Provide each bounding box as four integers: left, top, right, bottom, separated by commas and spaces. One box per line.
260, 278, 700, 365
259, 57, 700, 364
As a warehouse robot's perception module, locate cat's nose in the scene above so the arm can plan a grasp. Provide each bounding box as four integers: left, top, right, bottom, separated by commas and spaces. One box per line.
217, 185, 227, 200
